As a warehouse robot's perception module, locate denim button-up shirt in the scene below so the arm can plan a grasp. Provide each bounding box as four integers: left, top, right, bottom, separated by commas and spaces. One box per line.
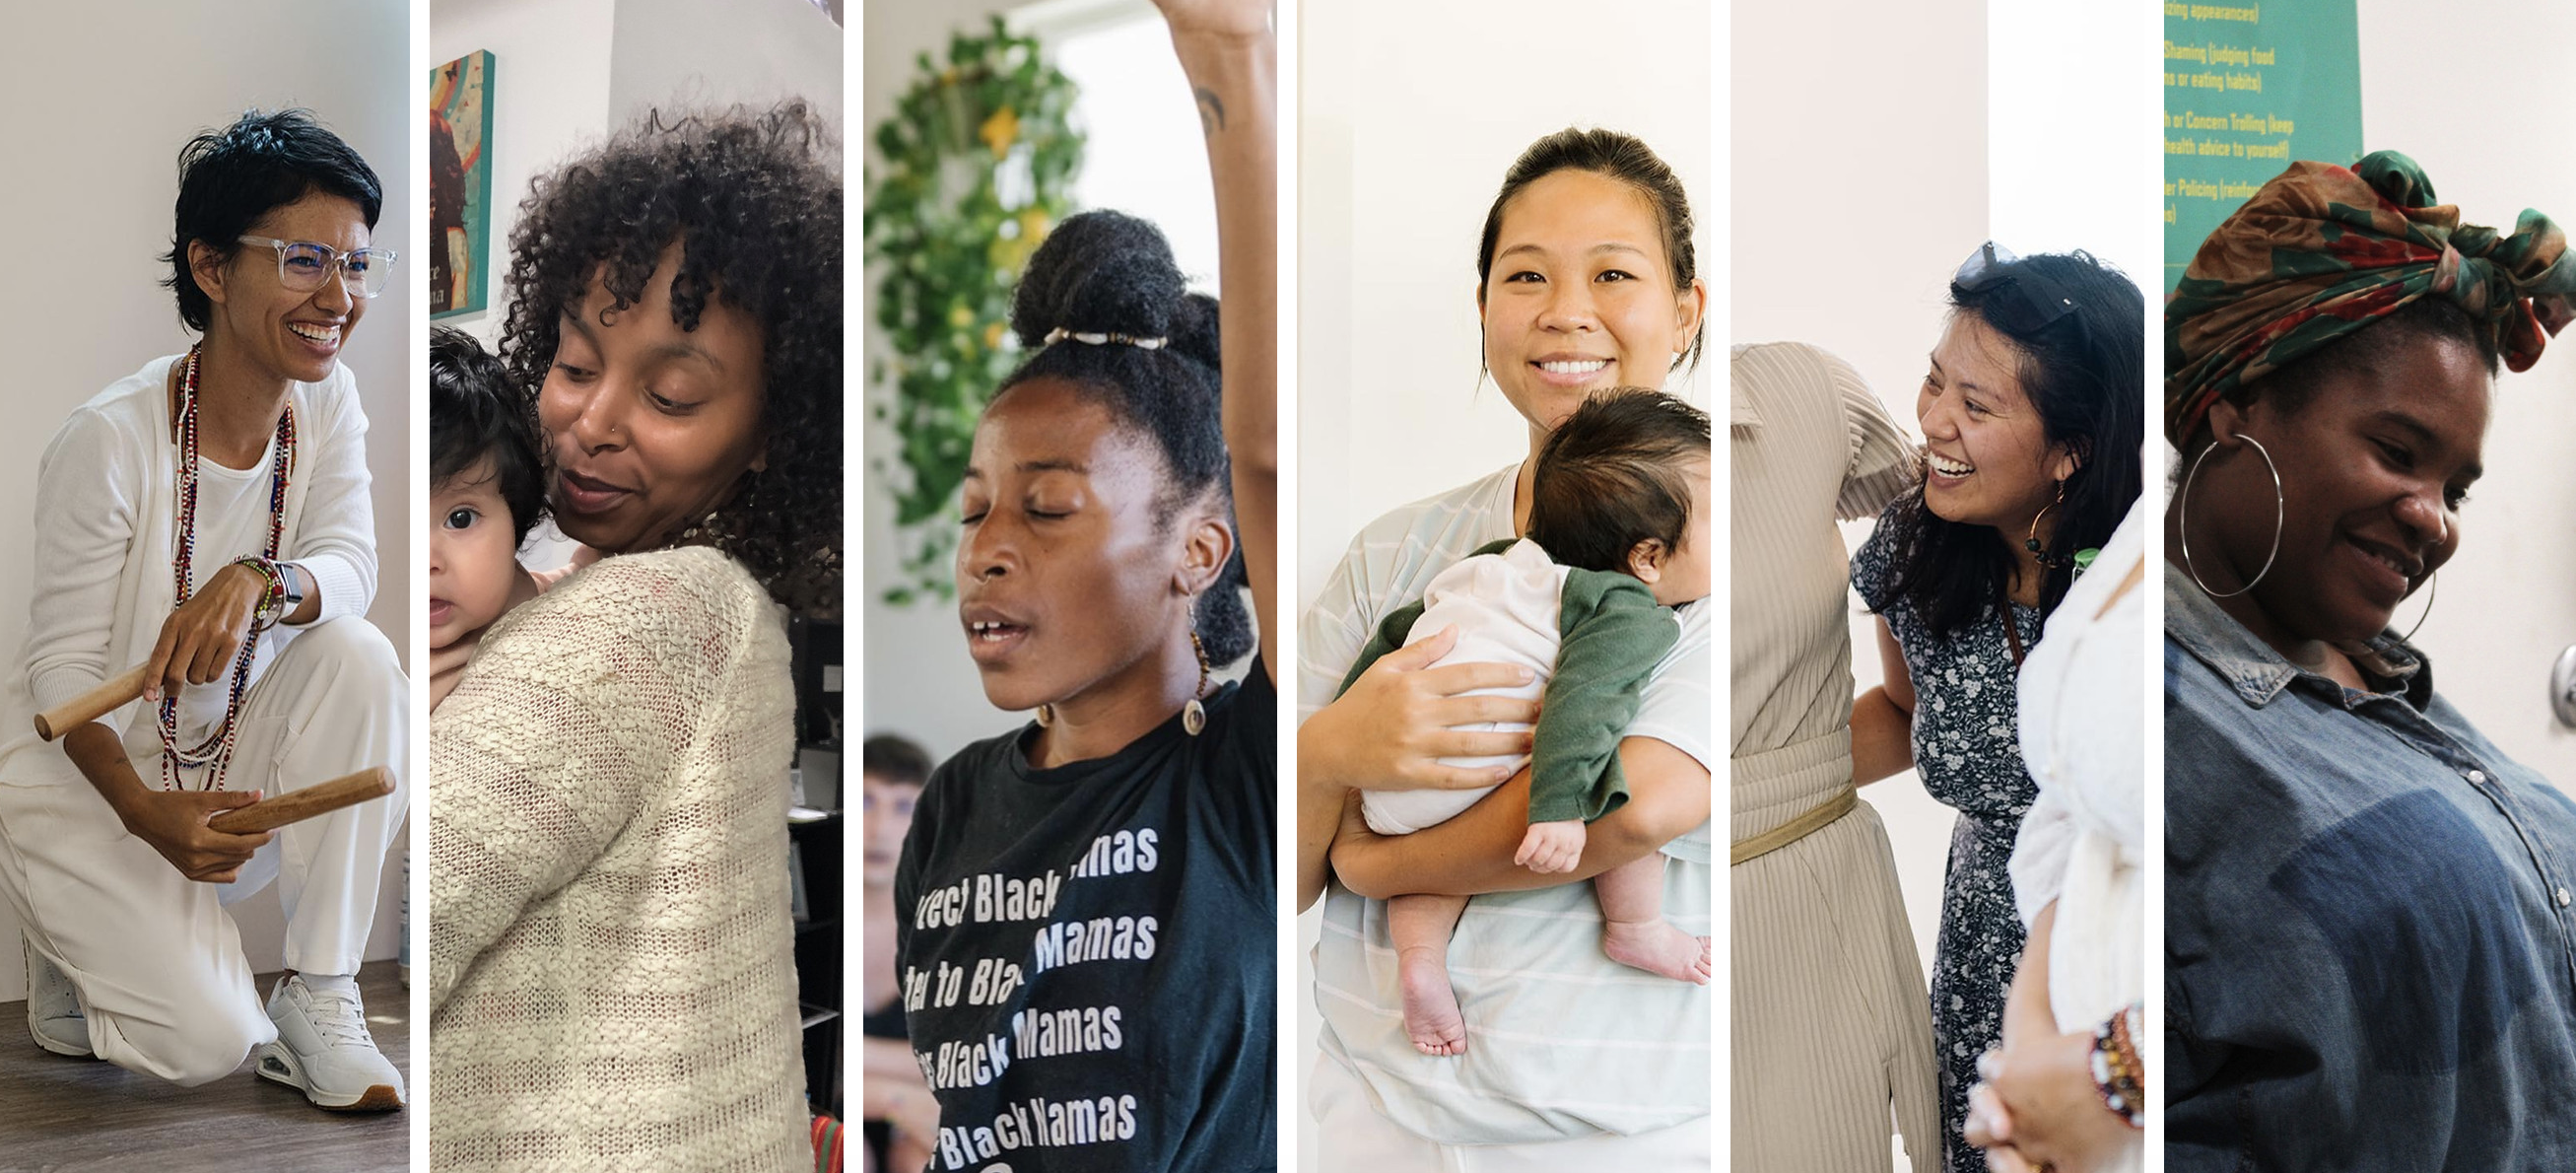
2167, 562, 2576, 1170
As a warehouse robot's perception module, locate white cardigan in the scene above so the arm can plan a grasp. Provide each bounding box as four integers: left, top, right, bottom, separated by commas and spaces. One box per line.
0, 355, 376, 786
429, 546, 807, 1171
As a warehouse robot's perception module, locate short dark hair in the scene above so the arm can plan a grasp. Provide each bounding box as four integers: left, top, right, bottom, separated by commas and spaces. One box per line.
164, 109, 382, 332
1477, 128, 1704, 374
995, 209, 1253, 665
1877, 250, 2145, 637
432, 326, 548, 548
1525, 388, 1711, 577
498, 102, 843, 615
862, 734, 934, 788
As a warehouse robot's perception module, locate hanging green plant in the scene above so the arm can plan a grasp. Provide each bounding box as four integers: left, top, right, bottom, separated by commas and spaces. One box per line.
865, 16, 1084, 605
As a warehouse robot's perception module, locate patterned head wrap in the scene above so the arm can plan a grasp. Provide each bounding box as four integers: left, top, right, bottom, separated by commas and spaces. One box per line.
2165, 150, 2576, 446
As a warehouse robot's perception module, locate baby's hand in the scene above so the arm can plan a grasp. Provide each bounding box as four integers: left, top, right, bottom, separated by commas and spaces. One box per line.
1515, 819, 1586, 873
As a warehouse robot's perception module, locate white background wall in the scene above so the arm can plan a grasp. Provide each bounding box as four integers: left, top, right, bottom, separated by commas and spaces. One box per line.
1296, 0, 1711, 1165
0, 0, 412, 1000
860, 0, 1220, 765
2353, 0, 2576, 782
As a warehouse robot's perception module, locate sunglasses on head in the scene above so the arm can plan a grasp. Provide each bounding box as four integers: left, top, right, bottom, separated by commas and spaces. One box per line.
1953, 242, 2081, 340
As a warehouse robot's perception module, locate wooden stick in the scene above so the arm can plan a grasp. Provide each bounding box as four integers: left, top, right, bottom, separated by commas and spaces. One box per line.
206, 767, 395, 834
33, 663, 156, 742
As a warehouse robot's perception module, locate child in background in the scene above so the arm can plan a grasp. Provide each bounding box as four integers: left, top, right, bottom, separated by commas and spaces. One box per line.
427, 326, 543, 710
1340, 388, 1714, 1056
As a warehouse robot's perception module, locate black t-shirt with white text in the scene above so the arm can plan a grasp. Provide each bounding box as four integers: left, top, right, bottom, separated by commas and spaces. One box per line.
895, 660, 1276, 1172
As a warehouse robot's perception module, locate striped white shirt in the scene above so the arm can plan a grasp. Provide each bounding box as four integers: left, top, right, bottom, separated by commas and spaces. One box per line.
1304, 462, 1714, 1143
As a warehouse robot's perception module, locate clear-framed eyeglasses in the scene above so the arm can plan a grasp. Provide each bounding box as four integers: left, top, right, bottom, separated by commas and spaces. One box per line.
237, 236, 401, 299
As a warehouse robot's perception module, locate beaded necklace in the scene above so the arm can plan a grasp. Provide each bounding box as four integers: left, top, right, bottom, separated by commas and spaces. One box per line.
160, 344, 296, 791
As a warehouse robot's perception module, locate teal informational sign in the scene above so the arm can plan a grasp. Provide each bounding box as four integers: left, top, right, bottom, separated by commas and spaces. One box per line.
2163, 1, 2363, 291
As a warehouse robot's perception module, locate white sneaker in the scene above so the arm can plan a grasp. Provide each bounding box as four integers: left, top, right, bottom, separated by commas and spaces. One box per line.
22, 936, 91, 1058
255, 973, 405, 1111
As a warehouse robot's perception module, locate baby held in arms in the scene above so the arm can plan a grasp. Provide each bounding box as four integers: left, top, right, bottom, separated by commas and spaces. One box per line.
1337, 388, 1714, 1056
428, 326, 545, 710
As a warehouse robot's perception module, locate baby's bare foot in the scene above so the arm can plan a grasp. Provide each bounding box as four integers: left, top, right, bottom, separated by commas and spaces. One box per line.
1601, 919, 1712, 985
1397, 946, 1467, 1056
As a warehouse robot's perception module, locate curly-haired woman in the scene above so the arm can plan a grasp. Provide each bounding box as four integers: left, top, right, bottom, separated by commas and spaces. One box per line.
427, 101, 842, 1171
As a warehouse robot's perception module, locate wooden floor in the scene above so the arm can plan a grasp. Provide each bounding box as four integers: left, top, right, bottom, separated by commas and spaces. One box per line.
0, 961, 408, 1172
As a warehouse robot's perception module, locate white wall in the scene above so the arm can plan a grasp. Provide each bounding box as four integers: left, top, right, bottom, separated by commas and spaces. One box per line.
860, 0, 1220, 765
1731, 0, 1989, 1100
2354, 0, 2576, 781
430, 0, 619, 349
0, 0, 411, 1000
1297, 1, 1711, 1166
609, 0, 844, 129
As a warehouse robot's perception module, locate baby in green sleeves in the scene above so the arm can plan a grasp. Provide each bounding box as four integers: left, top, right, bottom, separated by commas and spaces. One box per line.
1337, 388, 1712, 1056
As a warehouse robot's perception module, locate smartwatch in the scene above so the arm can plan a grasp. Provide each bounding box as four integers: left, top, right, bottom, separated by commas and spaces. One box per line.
280, 561, 307, 611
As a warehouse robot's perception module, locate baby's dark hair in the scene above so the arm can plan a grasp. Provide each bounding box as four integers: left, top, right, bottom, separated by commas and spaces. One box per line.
497, 101, 842, 614
1525, 388, 1711, 579
994, 209, 1250, 664
431, 326, 548, 547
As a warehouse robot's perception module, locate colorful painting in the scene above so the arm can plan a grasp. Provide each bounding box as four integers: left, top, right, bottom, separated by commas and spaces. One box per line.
430, 50, 495, 318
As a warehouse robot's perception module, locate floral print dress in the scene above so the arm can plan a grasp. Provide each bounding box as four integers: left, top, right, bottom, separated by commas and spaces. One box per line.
1852, 505, 2042, 1173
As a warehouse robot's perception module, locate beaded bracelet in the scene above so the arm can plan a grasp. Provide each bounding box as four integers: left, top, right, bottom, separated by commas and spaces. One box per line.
2090, 1003, 2145, 1129
232, 556, 289, 632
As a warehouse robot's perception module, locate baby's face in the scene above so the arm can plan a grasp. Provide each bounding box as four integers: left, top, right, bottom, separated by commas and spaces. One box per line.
1646, 456, 1712, 607
430, 457, 521, 650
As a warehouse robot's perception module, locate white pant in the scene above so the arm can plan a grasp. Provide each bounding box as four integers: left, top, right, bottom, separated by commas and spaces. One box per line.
0, 616, 407, 1085
1308, 1053, 1713, 1170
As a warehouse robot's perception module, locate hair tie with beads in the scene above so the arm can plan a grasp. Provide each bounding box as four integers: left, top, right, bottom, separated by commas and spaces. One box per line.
1044, 326, 1167, 351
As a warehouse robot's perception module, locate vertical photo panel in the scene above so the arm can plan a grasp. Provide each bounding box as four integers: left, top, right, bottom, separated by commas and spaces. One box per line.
1297, 0, 1716, 1168
423, 0, 845, 1168
861, 2, 1278, 1171
0, 2, 414, 1169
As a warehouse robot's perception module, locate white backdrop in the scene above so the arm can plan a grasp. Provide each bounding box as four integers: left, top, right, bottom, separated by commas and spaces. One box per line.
2352, 0, 2576, 782
0, 0, 412, 1001
1297, 0, 1711, 1166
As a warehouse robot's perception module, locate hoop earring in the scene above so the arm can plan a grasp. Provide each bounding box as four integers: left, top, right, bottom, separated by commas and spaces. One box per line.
2399, 572, 2439, 643
1183, 632, 1212, 736
2025, 479, 2067, 556
2180, 433, 2283, 599
1034, 704, 1055, 727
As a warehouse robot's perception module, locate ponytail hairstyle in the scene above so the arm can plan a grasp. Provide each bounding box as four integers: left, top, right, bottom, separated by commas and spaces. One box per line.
1476, 127, 1704, 374
996, 210, 1251, 664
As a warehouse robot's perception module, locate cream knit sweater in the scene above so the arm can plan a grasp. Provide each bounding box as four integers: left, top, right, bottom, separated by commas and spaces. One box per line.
430, 546, 807, 1171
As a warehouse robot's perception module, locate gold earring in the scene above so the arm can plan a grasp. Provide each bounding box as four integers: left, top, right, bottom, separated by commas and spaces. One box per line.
1035, 703, 1055, 727
1183, 632, 1211, 736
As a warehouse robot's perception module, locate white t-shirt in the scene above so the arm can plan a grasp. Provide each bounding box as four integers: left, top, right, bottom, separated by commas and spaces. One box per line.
1304, 462, 1713, 1143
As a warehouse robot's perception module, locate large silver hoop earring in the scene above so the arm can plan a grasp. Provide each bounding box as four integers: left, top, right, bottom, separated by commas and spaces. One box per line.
2399, 572, 2439, 643
2180, 433, 2283, 599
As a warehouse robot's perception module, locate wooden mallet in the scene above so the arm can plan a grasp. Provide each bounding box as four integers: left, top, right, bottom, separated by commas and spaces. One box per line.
207, 767, 396, 834
33, 663, 157, 741
33, 667, 394, 832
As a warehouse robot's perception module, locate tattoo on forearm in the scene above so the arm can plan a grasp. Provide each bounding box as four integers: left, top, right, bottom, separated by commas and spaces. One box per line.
1193, 86, 1226, 135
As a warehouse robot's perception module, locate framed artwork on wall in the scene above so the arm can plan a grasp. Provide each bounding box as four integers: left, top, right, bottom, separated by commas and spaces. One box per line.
430, 49, 494, 318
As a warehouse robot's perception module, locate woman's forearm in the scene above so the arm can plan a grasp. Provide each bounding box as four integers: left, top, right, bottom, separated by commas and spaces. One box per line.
1850, 685, 1915, 785
1332, 736, 1710, 899
1294, 741, 1348, 912
1173, 19, 1280, 676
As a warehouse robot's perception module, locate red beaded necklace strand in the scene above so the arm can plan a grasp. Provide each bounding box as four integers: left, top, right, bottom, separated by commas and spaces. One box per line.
160, 344, 296, 792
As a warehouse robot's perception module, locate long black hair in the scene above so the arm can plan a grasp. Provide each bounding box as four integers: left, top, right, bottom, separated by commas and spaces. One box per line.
1877, 250, 2145, 636
994, 209, 1251, 665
